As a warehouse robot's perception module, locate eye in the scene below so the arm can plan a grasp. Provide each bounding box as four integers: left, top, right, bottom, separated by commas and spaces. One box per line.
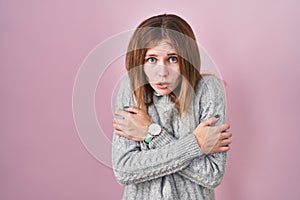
146, 57, 156, 64
168, 56, 178, 63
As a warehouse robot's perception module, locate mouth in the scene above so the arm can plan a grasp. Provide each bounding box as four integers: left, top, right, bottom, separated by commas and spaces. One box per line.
155, 82, 170, 89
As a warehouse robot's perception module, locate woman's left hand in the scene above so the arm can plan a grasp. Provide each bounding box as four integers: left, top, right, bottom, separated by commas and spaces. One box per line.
113, 106, 152, 141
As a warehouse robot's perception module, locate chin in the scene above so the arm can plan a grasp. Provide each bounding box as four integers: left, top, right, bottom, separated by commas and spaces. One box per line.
155, 89, 172, 96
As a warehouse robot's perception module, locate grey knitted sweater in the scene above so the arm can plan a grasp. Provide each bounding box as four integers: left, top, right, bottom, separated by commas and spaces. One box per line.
112, 75, 227, 200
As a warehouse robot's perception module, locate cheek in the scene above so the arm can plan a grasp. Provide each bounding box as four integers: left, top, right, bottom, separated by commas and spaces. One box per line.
175, 65, 180, 74
171, 65, 181, 79
143, 65, 153, 80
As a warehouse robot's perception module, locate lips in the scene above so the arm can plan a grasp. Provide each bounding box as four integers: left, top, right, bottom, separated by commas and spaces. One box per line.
156, 82, 170, 89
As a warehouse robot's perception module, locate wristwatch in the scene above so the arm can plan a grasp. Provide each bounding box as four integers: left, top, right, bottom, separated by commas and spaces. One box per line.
143, 123, 162, 144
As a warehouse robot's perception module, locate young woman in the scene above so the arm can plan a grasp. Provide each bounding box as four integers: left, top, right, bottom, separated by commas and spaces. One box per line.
112, 14, 232, 200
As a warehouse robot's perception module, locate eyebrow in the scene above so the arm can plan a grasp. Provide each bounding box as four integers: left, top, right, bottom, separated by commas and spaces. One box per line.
145, 53, 178, 57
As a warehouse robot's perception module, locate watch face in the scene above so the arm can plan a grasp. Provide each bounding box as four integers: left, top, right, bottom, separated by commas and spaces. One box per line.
149, 123, 161, 136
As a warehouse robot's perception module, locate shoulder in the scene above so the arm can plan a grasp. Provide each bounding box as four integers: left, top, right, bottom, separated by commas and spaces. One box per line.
115, 75, 132, 109
118, 75, 130, 91
116, 75, 132, 98
194, 75, 226, 122
195, 75, 225, 99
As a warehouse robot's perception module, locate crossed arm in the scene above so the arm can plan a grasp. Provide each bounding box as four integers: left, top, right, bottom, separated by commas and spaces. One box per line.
112, 76, 232, 188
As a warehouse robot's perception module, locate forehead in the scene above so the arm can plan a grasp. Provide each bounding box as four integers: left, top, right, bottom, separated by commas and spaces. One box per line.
146, 40, 177, 56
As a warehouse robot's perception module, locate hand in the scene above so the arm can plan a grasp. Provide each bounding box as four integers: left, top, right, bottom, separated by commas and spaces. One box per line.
113, 106, 152, 141
194, 117, 232, 154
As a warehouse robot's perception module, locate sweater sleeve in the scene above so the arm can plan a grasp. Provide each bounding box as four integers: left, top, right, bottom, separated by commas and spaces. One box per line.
111, 77, 202, 186
177, 76, 227, 189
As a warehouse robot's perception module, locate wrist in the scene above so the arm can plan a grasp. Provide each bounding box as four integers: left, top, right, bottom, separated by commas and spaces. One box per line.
143, 123, 162, 144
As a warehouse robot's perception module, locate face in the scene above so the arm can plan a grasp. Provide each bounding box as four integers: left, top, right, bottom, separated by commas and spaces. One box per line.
143, 40, 181, 96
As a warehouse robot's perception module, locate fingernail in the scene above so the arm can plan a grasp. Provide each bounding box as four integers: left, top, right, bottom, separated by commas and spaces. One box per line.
115, 114, 124, 119
215, 114, 220, 118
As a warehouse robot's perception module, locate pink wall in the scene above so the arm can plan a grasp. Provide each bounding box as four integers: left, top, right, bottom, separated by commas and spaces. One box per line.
1, 0, 300, 199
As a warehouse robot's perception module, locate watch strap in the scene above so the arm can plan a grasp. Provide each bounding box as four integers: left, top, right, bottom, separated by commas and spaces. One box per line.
144, 133, 154, 144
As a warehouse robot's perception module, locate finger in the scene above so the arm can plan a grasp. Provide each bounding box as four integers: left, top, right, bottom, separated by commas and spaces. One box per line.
115, 109, 131, 118
114, 130, 130, 138
220, 139, 232, 146
114, 130, 143, 141
126, 106, 141, 114
218, 145, 231, 152
211, 145, 230, 153
114, 113, 125, 120
113, 117, 127, 126
112, 118, 120, 127
202, 116, 220, 126
221, 123, 230, 132
220, 131, 232, 140
113, 118, 130, 131
112, 122, 122, 131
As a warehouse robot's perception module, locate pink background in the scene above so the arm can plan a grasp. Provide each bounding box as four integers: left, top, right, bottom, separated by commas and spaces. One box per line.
1, 0, 300, 199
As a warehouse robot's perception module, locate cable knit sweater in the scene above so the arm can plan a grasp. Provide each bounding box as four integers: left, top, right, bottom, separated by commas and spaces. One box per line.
112, 75, 227, 200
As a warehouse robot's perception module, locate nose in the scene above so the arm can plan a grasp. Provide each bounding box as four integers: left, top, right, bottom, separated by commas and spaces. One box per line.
157, 61, 169, 78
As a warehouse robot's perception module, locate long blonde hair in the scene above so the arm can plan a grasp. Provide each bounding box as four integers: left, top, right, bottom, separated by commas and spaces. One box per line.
126, 14, 201, 116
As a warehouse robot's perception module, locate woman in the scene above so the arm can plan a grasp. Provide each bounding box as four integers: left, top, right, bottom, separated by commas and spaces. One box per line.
112, 14, 232, 200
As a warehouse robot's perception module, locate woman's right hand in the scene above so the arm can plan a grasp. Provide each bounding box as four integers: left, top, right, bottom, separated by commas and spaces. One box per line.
113, 106, 152, 141
194, 116, 232, 154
